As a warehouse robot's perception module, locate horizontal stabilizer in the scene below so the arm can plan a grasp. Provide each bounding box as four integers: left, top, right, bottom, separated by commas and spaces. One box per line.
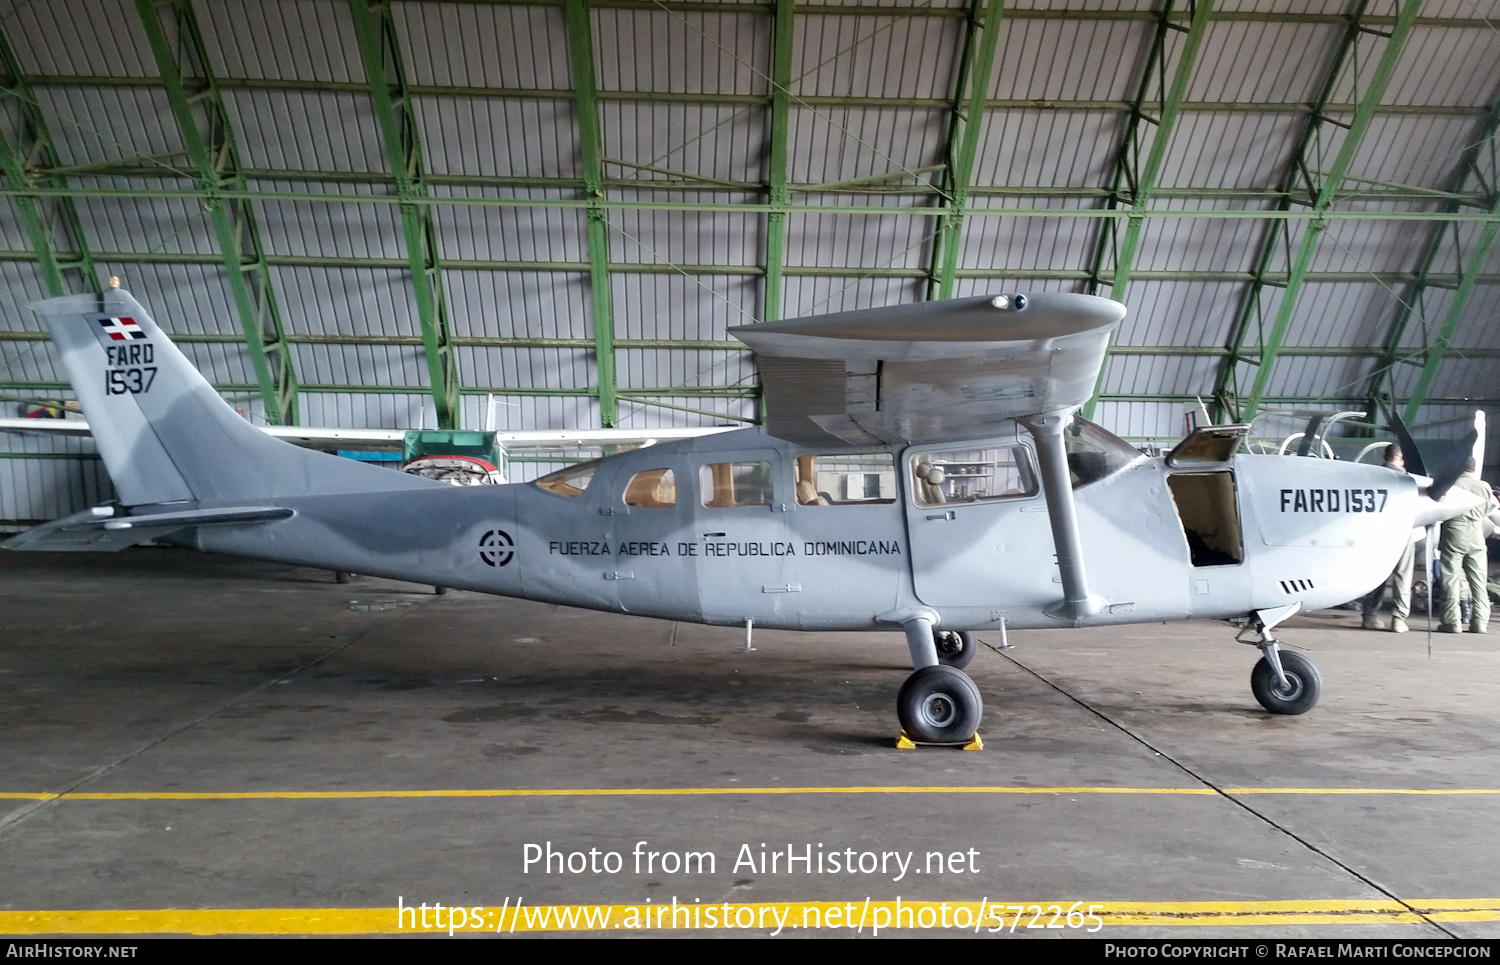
3, 505, 293, 552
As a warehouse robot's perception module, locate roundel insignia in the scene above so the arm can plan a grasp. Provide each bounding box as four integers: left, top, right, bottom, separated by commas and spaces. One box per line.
479, 529, 515, 567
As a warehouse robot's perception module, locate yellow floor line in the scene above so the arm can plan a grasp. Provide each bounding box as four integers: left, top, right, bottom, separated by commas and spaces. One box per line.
5, 785, 1500, 801
2, 899, 1497, 935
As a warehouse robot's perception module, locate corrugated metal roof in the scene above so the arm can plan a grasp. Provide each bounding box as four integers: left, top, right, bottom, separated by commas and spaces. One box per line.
32, 89, 184, 169
0, 263, 57, 332
199, 0, 365, 84
445, 270, 594, 340
1383, 25, 1500, 108
607, 193, 762, 265
1100, 353, 1222, 397
956, 196, 1099, 272
1276, 282, 1400, 348
601, 103, 766, 183
433, 190, 588, 263
0, 341, 61, 385
69, 183, 220, 256
970, 110, 1125, 188
1262, 354, 1377, 399
1307, 204, 1443, 274
1345, 115, 1483, 188
226, 91, 392, 173
616, 395, 757, 428
254, 182, 407, 260
595, 10, 771, 94
1113, 279, 1249, 348
1156, 113, 1306, 190
988, 17, 1151, 101
5, 0, 159, 77
291, 342, 431, 387
419, 97, 583, 178
793, 14, 960, 99
455, 346, 594, 390
0, 456, 113, 524
299, 391, 437, 430
1189, 20, 1343, 103
615, 348, 755, 390
270, 266, 422, 338
611, 273, 761, 337
787, 107, 946, 185
461, 394, 600, 433
1091, 400, 1190, 440
397, 2, 573, 89
784, 202, 934, 270
780, 274, 922, 316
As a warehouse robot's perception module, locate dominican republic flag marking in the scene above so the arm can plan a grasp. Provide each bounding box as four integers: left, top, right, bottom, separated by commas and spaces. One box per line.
98, 316, 146, 341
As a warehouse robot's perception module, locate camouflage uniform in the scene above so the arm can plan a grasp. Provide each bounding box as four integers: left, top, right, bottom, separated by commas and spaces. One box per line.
1439, 472, 1499, 633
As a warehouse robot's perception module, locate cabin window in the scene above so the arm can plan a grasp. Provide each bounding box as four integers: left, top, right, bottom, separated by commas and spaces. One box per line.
795, 453, 896, 506
910, 446, 1037, 506
700, 461, 774, 508
1167, 471, 1244, 567
534, 459, 601, 498
624, 468, 676, 508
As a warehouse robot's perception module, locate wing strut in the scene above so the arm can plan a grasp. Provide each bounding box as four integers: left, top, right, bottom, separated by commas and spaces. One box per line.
1021, 410, 1106, 622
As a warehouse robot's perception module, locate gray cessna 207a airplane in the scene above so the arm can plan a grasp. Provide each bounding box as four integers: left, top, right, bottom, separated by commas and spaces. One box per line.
6, 288, 1479, 745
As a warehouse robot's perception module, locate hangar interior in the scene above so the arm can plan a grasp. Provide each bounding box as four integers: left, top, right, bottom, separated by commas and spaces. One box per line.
4, 0, 1500, 940
2, 0, 1499, 527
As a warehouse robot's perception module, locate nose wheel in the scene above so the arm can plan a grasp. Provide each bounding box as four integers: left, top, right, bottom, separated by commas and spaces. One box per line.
1239, 604, 1322, 715
898, 665, 983, 743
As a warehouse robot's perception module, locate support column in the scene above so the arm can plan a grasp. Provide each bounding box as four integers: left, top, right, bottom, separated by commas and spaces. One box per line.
136, 0, 299, 425
564, 0, 617, 426
350, 0, 460, 428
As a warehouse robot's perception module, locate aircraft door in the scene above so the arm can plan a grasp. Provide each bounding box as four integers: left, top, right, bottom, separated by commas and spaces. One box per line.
903, 441, 1058, 608
609, 463, 702, 620
691, 449, 796, 626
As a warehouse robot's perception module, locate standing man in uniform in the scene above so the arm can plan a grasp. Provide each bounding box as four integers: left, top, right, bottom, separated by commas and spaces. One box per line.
1439, 458, 1499, 634
1363, 444, 1415, 632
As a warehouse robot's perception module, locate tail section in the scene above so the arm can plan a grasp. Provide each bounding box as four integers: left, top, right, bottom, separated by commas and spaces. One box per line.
33, 289, 431, 508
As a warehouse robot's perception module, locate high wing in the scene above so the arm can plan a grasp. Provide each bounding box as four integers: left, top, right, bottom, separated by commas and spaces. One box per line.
730, 292, 1125, 446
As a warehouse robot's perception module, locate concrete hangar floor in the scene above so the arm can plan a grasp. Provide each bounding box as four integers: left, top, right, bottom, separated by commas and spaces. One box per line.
1, 547, 1498, 940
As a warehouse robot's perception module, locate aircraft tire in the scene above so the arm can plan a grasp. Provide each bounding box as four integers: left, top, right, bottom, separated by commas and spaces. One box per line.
897, 666, 983, 743
1250, 650, 1322, 715
935, 630, 979, 670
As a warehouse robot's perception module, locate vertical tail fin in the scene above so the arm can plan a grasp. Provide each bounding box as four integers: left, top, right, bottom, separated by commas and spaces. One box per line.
33, 289, 429, 507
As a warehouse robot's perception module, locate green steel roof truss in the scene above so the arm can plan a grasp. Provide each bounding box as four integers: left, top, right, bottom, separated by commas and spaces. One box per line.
135, 0, 299, 425
349, 0, 461, 429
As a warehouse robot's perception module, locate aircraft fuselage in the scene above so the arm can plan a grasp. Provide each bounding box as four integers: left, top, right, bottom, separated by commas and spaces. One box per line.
189, 426, 1417, 634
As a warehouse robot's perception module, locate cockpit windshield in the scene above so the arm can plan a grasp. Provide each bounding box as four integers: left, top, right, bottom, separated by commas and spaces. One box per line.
534, 459, 601, 497
1063, 416, 1143, 488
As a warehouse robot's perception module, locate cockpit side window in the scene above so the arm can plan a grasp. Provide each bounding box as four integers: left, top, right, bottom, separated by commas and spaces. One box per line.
624, 468, 676, 508
795, 453, 895, 506
534, 459, 601, 498
910, 446, 1037, 507
700, 461, 773, 508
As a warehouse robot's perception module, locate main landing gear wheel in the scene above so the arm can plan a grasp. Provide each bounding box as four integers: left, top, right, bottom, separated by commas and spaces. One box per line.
934, 629, 979, 670
1250, 650, 1322, 715
897, 666, 983, 743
